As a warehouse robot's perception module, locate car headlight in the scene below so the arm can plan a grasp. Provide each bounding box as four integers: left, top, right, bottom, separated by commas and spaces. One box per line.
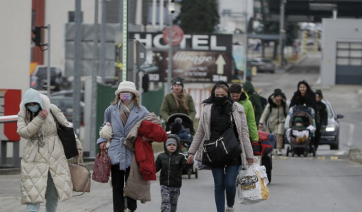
325, 124, 335, 132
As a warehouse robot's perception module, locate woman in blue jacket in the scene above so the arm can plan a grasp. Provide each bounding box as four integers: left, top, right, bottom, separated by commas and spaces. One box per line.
97, 81, 149, 212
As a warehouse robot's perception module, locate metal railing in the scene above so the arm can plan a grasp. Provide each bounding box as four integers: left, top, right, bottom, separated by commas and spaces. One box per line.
0, 115, 18, 123
0, 115, 20, 168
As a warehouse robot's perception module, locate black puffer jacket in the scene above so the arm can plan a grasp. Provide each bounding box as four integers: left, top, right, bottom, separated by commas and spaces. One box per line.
289, 80, 317, 112
155, 135, 191, 187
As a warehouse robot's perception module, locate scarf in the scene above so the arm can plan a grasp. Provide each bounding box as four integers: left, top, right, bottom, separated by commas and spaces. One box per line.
118, 100, 135, 125
172, 90, 189, 110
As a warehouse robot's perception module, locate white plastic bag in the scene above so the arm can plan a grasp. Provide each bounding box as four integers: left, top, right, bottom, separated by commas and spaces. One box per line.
236, 162, 270, 204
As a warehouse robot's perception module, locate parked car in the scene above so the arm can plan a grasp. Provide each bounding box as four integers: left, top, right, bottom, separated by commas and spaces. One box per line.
250, 58, 276, 73
49, 96, 84, 125
320, 99, 344, 150
30, 66, 63, 91
51, 90, 85, 102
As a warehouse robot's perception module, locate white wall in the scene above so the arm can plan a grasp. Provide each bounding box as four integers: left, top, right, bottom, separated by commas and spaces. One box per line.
321, 19, 362, 86
44, 0, 102, 72
0, 1, 32, 158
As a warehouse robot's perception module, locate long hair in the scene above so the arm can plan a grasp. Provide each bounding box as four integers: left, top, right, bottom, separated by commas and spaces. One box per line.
111, 94, 140, 109
172, 89, 189, 110
214, 84, 230, 96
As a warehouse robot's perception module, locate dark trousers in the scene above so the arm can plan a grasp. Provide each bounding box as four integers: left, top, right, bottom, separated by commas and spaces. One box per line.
111, 165, 137, 212
314, 128, 322, 151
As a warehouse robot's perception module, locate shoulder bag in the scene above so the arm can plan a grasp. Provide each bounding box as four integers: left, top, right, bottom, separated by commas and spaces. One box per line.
69, 156, 91, 195
202, 112, 242, 166
50, 110, 79, 159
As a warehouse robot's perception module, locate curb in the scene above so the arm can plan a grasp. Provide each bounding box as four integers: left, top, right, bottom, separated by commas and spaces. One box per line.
349, 148, 362, 164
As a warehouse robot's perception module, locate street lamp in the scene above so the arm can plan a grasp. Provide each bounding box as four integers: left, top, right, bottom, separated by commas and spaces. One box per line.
167, 0, 175, 91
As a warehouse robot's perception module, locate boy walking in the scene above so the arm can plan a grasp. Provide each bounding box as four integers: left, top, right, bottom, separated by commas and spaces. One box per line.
155, 134, 192, 212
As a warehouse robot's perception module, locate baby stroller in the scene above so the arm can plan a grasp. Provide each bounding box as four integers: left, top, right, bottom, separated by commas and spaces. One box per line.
165, 113, 198, 179
285, 106, 316, 157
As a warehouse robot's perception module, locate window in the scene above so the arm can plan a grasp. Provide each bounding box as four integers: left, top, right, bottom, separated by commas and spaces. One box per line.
68, 11, 83, 23
336, 42, 362, 66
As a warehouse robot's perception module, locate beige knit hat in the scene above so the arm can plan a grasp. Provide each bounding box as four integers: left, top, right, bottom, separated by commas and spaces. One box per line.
115, 81, 139, 96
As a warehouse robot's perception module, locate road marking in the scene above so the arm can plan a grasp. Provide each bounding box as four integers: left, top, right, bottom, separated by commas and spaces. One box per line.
330, 157, 338, 160
317, 157, 325, 160
272, 156, 340, 160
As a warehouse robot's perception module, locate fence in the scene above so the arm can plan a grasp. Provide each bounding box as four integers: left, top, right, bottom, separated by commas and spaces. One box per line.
0, 115, 20, 168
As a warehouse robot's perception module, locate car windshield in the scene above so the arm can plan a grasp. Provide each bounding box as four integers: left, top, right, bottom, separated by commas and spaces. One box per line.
50, 98, 73, 108
36, 68, 57, 78
325, 102, 334, 118
261, 59, 272, 63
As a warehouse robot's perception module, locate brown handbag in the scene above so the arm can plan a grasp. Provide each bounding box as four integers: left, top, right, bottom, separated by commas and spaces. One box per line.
92, 149, 111, 183
69, 157, 91, 195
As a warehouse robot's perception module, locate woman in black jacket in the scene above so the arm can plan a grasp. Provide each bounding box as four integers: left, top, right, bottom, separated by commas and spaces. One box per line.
289, 80, 317, 112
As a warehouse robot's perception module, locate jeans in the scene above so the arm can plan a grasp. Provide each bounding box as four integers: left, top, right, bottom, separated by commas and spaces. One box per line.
211, 165, 240, 212
111, 165, 137, 212
27, 172, 58, 212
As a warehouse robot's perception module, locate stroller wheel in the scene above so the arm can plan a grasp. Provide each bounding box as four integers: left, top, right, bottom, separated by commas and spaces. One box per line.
286, 146, 290, 157
194, 168, 198, 179
188, 168, 192, 179
292, 150, 295, 157
303, 150, 308, 157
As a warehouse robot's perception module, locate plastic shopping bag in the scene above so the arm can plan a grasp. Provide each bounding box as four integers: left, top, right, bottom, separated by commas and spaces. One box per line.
236, 162, 269, 204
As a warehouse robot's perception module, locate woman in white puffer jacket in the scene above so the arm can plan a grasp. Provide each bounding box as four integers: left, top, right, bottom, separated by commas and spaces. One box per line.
17, 88, 82, 212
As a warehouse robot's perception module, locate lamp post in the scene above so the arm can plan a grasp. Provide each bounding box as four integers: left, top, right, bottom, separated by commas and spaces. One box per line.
167, 0, 175, 91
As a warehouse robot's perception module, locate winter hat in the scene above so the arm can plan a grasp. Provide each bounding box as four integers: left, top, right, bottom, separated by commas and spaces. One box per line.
115, 81, 139, 96
166, 136, 178, 146
315, 89, 323, 98
170, 122, 182, 134
172, 77, 184, 87
175, 117, 182, 124
273, 89, 283, 97
293, 117, 304, 130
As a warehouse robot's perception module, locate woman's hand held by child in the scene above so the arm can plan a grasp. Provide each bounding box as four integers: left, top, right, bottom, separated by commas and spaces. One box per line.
187, 154, 194, 164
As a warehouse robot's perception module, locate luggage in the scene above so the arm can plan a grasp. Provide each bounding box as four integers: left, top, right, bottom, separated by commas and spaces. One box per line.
252, 131, 276, 156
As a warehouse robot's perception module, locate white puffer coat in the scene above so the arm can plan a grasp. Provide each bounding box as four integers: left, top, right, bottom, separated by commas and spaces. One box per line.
17, 90, 82, 204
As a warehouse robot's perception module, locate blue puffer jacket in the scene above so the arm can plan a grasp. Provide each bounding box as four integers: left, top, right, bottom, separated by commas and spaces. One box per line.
97, 104, 149, 170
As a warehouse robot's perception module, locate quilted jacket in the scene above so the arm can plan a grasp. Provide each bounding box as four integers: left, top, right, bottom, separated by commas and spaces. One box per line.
17, 89, 82, 204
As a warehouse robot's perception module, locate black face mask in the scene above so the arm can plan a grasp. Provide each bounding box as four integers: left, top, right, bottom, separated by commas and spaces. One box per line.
214, 96, 228, 106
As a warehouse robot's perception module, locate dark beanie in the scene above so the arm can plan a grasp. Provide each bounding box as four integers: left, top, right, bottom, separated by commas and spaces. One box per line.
315, 89, 323, 98
172, 77, 184, 87
274, 89, 283, 96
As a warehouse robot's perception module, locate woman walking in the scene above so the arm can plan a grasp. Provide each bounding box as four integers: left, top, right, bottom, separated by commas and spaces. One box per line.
17, 88, 82, 212
187, 81, 254, 212
289, 80, 317, 112
259, 89, 289, 155
160, 77, 196, 124
97, 81, 151, 212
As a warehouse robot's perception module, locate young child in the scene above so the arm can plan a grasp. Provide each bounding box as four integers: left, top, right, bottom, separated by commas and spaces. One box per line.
170, 117, 191, 153
287, 117, 316, 144
155, 134, 193, 212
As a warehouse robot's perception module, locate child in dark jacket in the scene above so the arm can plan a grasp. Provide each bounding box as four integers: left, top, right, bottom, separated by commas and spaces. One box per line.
155, 134, 193, 212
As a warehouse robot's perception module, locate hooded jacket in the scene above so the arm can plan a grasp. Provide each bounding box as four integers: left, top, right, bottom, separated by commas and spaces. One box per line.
243, 81, 263, 124
188, 81, 254, 167
155, 135, 191, 187
237, 91, 259, 141
135, 120, 167, 181
17, 88, 82, 204
289, 81, 317, 112
259, 95, 289, 135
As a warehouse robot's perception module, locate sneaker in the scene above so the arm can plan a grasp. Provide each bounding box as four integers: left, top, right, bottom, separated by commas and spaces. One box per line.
226, 206, 234, 212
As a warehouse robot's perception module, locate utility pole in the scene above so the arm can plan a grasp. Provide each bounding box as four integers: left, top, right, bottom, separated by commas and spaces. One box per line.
243, 0, 248, 83
89, 0, 99, 158
122, 0, 128, 82
278, 0, 285, 68
73, 0, 82, 137
167, 0, 174, 91
99, 0, 106, 84
46, 25, 51, 97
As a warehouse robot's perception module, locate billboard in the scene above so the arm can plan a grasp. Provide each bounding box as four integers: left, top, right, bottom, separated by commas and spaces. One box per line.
129, 32, 233, 83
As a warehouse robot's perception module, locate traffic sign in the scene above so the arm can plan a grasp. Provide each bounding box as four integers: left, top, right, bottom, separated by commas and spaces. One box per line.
163, 26, 184, 46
